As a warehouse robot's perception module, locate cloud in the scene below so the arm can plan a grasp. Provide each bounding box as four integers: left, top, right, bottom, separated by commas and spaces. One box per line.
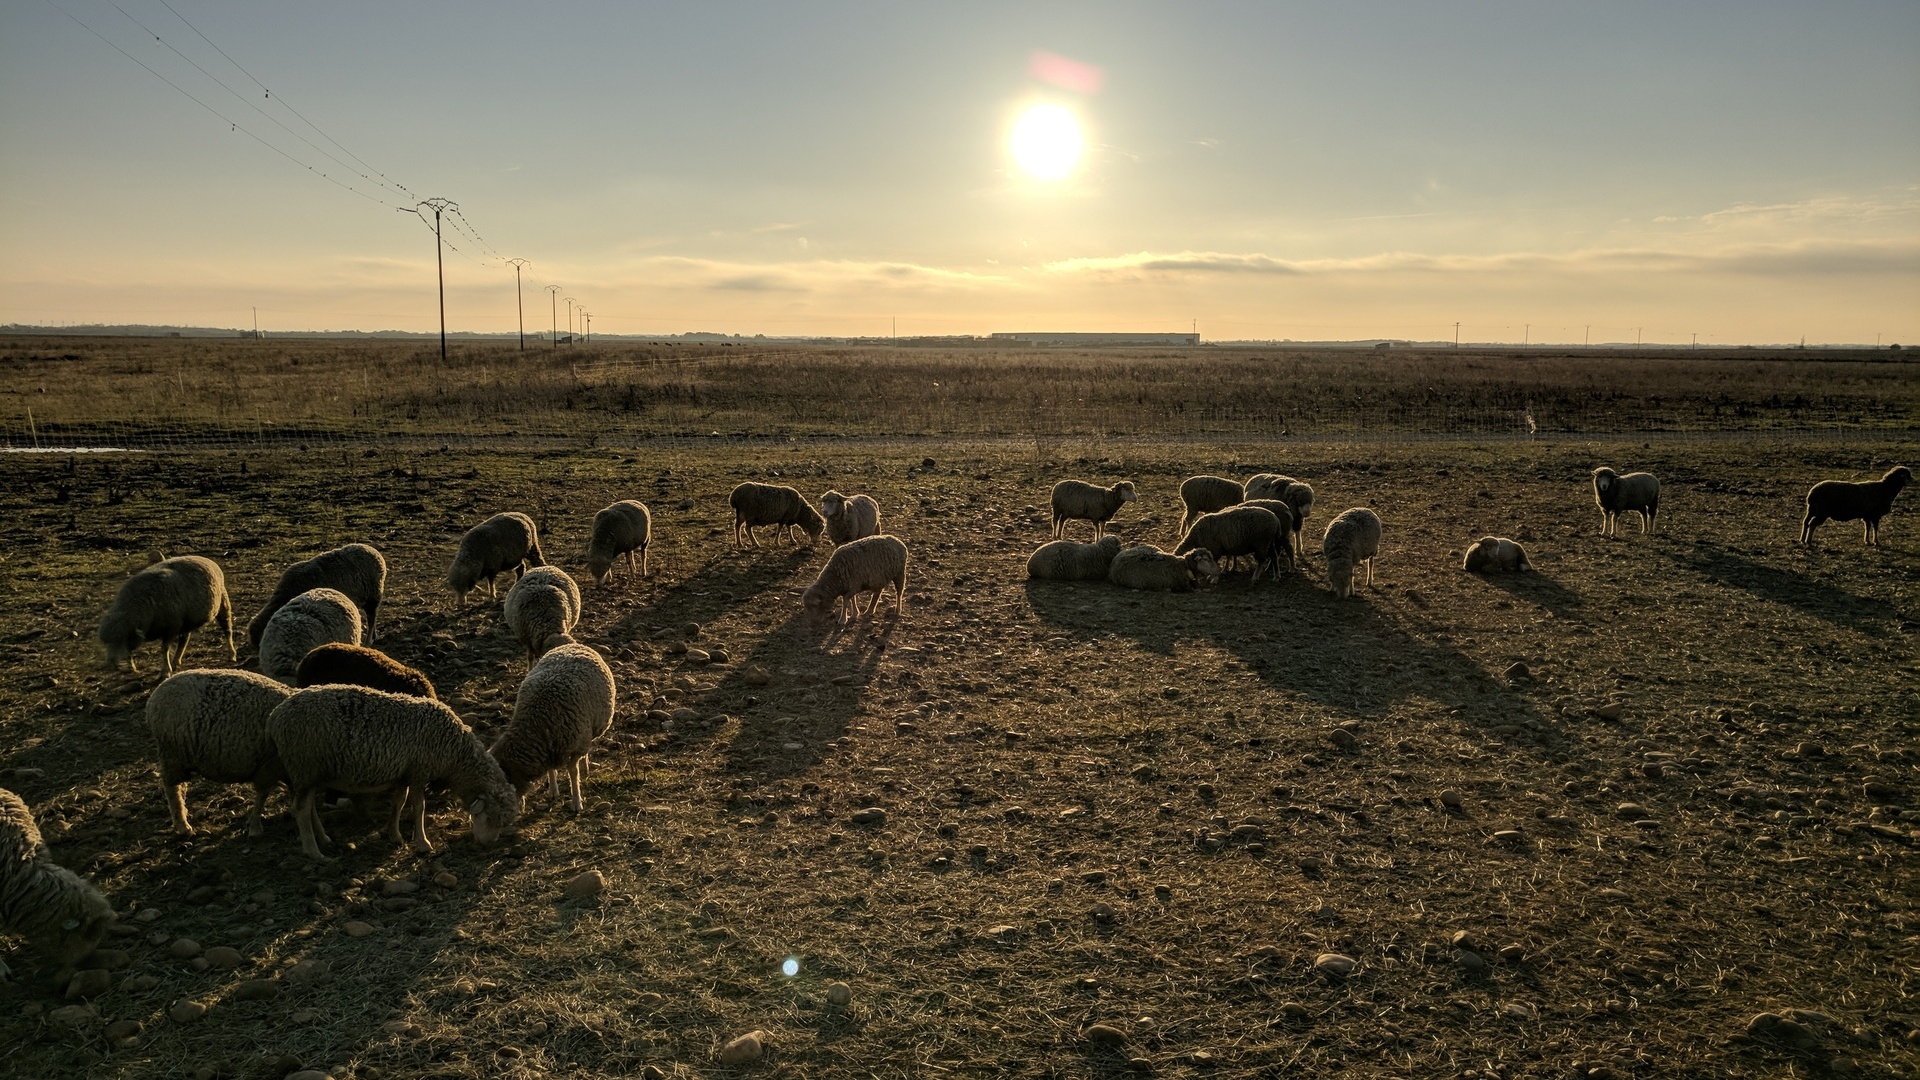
617, 256, 1015, 295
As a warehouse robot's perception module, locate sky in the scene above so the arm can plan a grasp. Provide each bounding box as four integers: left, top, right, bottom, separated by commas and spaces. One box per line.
1, 1, 1916, 344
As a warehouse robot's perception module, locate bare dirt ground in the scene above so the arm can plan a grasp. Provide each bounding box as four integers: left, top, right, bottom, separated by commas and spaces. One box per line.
1, 419, 1916, 1077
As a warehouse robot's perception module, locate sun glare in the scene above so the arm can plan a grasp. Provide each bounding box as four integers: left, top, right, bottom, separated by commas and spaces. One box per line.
1009, 103, 1083, 181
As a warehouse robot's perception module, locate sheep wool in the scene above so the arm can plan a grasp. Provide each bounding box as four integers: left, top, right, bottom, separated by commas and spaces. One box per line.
1176, 505, 1289, 583
1234, 499, 1300, 575
0, 788, 115, 975
294, 643, 436, 699
1050, 479, 1137, 540
1591, 467, 1660, 538
448, 512, 546, 606
586, 500, 652, 585
1243, 473, 1294, 502
98, 555, 235, 674
146, 668, 295, 835
1108, 544, 1220, 592
1322, 508, 1383, 599
730, 483, 826, 547
258, 588, 364, 683
821, 490, 883, 545
247, 543, 386, 648
1800, 465, 1911, 546
802, 534, 909, 624
489, 643, 617, 813
504, 566, 583, 662
1027, 535, 1124, 581
1463, 536, 1532, 573
1178, 475, 1246, 536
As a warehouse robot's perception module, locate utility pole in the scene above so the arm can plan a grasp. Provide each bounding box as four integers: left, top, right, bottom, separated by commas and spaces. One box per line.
1691, 332, 1698, 349
252, 306, 259, 339
1453, 322, 1460, 348
417, 198, 458, 363
1584, 324, 1590, 347
565, 297, 577, 346
545, 285, 561, 349
1524, 323, 1529, 346
1636, 327, 1642, 347
583, 311, 592, 344
505, 259, 531, 351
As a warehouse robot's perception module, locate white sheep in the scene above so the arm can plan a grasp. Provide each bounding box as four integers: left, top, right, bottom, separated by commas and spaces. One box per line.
1239, 497, 1301, 566
294, 643, 436, 699
145, 668, 295, 835
730, 483, 826, 547
488, 642, 617, 813
1026, 535, 1124, 581
257, 588, 363, 683
503, 566, 582, 663
0, 788, 115, 978
1322, 508, 1383, 599
802, 534, 909, 625
1244, 473, 1293, 502
448, 512, 546, 607
97, 555, 235, 674
1108, 544, 1220, 592
1463, 536, 1532, 573
586, 500, 652, 585
1800, 465, 1910, 546
247, 543, 386, 647
1592, 467, 1660, 537
1050, 479, 1137, 540
1176, 505, 1289, 583
1178, 475, 1245, 536
821, 490, 882, 545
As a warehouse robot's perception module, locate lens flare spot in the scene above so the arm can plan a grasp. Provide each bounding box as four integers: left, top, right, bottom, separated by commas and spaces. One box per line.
781, 957, 800, 978
1010, 103, 1083, 181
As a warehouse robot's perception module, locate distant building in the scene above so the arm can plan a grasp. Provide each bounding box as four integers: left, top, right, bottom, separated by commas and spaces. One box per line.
990, 331, 1201, 347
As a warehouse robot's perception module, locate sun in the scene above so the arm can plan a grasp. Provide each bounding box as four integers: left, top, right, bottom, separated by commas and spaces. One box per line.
1009, 103, 1083, 181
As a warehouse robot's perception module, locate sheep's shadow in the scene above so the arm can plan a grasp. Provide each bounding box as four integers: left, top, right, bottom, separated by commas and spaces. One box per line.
1658, 540, 1900, 636
595, 543, 820, 649
1469, 567, 1584, 617
1021, 579, 1219, 658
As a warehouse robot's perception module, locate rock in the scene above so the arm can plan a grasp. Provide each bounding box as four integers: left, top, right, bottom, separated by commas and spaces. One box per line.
383, 1020, 422, 1037
204, 946, 243, 969
1498, 944, 1526, 963
744, 666, 772, 686
1615, 802, 1649, 819
1455, 949, 1488, 972
1863, 780, 1901, 802
717, 1031, 766, 1065
343, 921, 375, 938
231, 978, 281, 1001
686, 648, 711, 664
1083, 1023, 1129, 1047
1278, 1002, 1311, 1022
382, 879, 419, 896
1327, 728, 1358, 751
682, 622, 702, 639
168, 999, 209, 1024
1747, 1011, 1818, 1044
433, 871, 458, 888
564, 870, 607, 899
105, 1019, 142, 1045
1592, 702, 1626, 721
670, 707, 700, 724
284, 960, 332, 986
48, 1004, 98, 1029
288, 1072, 331, 1080
64, 969, 111, 999
168, 938, 203, 959
133, 908, 164, 923
124, 974, 161, 991
825, 981, 852, 1008
1592, 888, 1631, 903
850, 807, 887, 825
1503, 661, 1531, 680
1438, 790, 1464, 810
1314, 953, 1358, 976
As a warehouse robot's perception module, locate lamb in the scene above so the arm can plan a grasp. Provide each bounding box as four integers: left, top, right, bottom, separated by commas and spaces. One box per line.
1178, 475, 1245, 536
145, 668, 295, 835
246, 543, 386, 647
266, 686, 520, 860
1463, 536, 1532, 573
503, 566, 582, 663
1322, 508, 1383, 599
488, 643, 617, 813
257, 588, 363, 683
1175, 505, 1289, 582
586, 500, 652, 585
1800, 465, 1911, 546
1591, 467, 1660, 537
448, 512, 546, 606
294, 643, 436, 699
0, 788, 115, 979
730, 482, 826, 547
801, 534, 909, 625
1108, 544, 1221, 592
1050, 479, 1137, 540
97, 555, 235, 674
1026, 535, 1124, 581
821, 490, 882, 545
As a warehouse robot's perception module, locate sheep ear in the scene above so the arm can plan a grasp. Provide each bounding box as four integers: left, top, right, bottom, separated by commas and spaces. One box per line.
468, 798, 484, 817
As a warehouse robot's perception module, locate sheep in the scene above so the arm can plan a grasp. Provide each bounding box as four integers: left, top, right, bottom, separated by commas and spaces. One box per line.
1592, 467, 1660, 537
802, 534, 909, 625
448, 512, 546, 607
246, 543, 386, 648
145, 668, 295, 836
1178, 475, 1245, 536
97, 555, 235, 674
488, 642, 617, 813
1050, 479, 1137, 540
586, 500, 652, 586
730, 482, 826, 547
821, 490, 882, 545
294, 643, 436, 699
1108, 544, 1221, 592
1175, 505, 1289, 583
1236, 498, 1301, 575
266, 686, 520, 861
1322, 508, 1383, 599
0, 788, 115, 980
1463, 536, 1532, 573
1244, 473, 1292, 502
257, 588, 363, 683
1027, 535, 1124, 581
1800, 465, 1911, 546
503, 566, 582, 663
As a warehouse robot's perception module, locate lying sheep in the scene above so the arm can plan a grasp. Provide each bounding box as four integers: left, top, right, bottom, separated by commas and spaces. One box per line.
448, 512, 545, 607
1027, 535, 1124, 581
247, 543, 386, 648
730, 483, 825, 547
1463, 536, 1532, 573
586, 500, 652, 585
802, 534, 909, 625
821, 490, 882, 545
258, 588, 363, 683
1322, 508, 1383, 599
504, 566, 582, 663
489, 642, 616, 813
1176, 505, 1289, 583
295, 643, 436, 699
1108, 544, 1221, 592
267, 686, 520, 860
1178, 475, 1245, 536
0, 788, 115, 979
98, 555, 235, 674
1051, 479, 1137, 540
146, 668, 295, 835
1592, 467, 1660, 537
1800, 465, 1911, 546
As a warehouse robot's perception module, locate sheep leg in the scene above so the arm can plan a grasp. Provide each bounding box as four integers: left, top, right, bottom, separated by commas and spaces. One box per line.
159, 770, 193, 835
245, 781, 272, 837
294, 791, 327, 860
409, 788, 434, 854
568, 757, 586, 813
548, 770, 562, 804
365, 600, 378, 643
1364, 558, 1375, 587
640, 545, 649, 577
388, 786, 411, 844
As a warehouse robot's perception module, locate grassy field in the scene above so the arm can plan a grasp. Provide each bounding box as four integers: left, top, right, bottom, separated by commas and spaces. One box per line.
0, 340, 1916, 1079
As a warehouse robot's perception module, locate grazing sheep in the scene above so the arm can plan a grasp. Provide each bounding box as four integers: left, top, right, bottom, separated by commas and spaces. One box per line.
247, 543, 386, 648
1108, 544, 1221, 592
1050, 479, 1137, 540
1178, 475, 1245, 536
1800, 465, 1911, 546
0, 789, 115, 979
730, 483, 826, 547
1244, 473, 1293, 502
145, 668, 295, 836
267, 686, 520, 861
1027, 535, 1124, 581
821, 490, 883, 545
258, 588, 363, 683
294, 643, 436, 699
488, 643, 616, 813
98, 555, 235, 674
1592, 467, 1660, 537
448, 512, 546, 607
504, 566, 582, 663
1322, 508, 1383, 599
1463, 536, 1532, 573
802, 534, 909, 625
586, 500, 652, 585
1176, 505, 1289, 583
1237, 498, 1301, 574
